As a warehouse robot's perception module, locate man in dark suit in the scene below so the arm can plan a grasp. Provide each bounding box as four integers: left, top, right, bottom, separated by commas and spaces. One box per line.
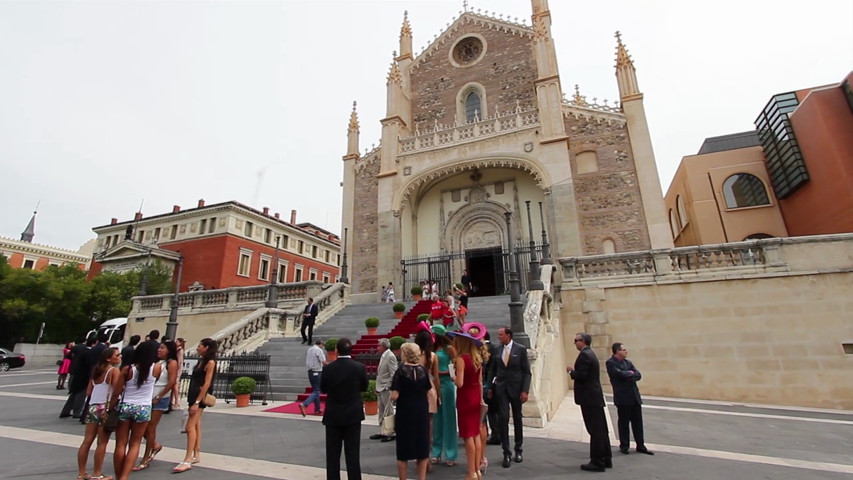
59, 337, 90, 418
320, 337, 368, 480
606, 342, 653, 456
301, 297, 319, 345
567, 332, 612, 472
483, 334, 501, 445
487, 326, 532, 468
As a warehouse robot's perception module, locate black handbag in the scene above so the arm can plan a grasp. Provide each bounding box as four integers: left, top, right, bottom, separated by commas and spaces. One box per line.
103, 408, 120, 433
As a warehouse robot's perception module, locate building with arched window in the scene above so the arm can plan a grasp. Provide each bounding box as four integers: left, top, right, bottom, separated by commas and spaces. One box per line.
665, 71, 853, 247
340, 2, 672, 298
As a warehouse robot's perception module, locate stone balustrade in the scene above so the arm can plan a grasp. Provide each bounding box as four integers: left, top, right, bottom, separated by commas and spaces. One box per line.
132, 281, 326, 314
399, 106, 539, 155
558, 237, 801, 284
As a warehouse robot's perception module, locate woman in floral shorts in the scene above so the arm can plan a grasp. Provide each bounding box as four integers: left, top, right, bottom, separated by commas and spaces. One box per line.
77, 347, 121, 480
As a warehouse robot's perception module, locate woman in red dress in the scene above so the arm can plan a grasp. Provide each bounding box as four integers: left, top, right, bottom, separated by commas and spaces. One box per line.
450, 323, 488, 480
57, 342, 73, 389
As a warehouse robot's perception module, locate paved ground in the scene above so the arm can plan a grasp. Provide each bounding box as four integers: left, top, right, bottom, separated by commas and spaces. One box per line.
1, 366, 852, 479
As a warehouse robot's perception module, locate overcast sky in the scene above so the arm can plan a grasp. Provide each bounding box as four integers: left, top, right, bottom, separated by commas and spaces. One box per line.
1, 0, 851, 251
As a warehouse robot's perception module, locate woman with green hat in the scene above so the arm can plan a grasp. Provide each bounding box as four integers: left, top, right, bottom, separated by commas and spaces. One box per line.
430, 324, 458, 466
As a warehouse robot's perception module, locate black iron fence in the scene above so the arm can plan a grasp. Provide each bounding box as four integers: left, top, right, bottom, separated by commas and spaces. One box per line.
400, 244, 543, 300
353, 351, 381, 379
179, 352, 273, 405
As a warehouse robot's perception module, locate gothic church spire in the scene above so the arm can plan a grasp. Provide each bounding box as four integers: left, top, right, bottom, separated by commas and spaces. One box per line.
20, 209, 36, 243
615, 31, 640, 99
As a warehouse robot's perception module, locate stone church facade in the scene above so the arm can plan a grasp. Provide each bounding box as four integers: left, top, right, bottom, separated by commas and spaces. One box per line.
341, 0, 672, 296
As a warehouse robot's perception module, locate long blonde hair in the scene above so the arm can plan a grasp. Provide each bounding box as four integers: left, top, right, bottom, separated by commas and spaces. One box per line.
453, 335, 484, 369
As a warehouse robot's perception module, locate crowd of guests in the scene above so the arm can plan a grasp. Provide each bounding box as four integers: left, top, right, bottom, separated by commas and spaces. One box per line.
357, 320, 528, 480
60, 329, 217, 479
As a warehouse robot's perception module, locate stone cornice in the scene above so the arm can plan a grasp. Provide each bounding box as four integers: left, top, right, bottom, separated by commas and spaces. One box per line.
0, 236, 90, 262
377, 171, 398, 179
381, 115, 407, 128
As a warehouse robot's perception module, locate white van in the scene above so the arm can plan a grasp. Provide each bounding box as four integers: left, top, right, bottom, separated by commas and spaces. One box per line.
87, 317, 128, 350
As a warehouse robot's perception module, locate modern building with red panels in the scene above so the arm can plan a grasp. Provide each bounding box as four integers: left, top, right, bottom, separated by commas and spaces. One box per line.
88, 200, 340, 292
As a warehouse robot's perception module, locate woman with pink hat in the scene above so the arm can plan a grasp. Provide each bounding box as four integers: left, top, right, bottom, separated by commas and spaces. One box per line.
448, 322, 489, 480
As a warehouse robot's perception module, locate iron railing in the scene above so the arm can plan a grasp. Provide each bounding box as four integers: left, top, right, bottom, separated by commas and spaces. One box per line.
179, 352, 273, 405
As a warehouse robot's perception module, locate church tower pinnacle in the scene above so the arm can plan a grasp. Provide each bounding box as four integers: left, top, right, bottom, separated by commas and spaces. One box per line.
530, 0, 566, 140
613, 32, 673, 250
20, 209, 36, 243
615, 31, 640, 99
346, 101, 360, 157
399, 11, 412, 60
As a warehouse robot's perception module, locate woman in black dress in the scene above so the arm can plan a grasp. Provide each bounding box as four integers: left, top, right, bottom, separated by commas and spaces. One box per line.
173, 338, 216, 474
390, 342, 432, 480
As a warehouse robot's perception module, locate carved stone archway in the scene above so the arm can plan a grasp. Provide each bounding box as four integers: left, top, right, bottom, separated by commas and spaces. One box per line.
444, 200, 510, 253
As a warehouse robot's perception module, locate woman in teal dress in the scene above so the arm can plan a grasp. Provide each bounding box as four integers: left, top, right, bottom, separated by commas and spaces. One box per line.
430, 324, 458, 466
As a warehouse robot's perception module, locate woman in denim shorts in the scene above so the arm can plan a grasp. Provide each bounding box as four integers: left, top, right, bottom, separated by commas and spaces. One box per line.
76, 347, 121, 480
109, 342, 161, 480
133, 341, 179, 471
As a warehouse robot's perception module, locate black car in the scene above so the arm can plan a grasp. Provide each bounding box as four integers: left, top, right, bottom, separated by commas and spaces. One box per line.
0, 347, 26, 371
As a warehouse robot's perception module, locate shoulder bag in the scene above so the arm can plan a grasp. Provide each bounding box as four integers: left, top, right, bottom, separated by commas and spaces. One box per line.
380, 399, 395, 436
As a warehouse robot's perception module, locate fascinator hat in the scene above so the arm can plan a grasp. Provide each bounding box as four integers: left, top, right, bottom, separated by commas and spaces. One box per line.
430, 324, 447, 336
416, 320, 435, 343
447, 322, 487, 346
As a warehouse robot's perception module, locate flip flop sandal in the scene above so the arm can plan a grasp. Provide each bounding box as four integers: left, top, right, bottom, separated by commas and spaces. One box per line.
148, 444, 163, 462
131, 461, 149, 471
190, 457, 200, 464
172, 462, 192, 473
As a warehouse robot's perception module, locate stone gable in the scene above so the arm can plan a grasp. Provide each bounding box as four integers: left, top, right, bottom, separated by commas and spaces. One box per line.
410, 20, 538, 129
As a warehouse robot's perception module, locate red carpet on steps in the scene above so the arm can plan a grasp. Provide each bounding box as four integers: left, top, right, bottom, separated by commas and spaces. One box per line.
351, 299, 433, 354
263, 401, 325, 415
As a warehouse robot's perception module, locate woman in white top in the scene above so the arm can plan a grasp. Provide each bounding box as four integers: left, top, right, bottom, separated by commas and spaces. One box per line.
133, 341, 179, 471
76, 347, 121, 480
110, 341, 161, 480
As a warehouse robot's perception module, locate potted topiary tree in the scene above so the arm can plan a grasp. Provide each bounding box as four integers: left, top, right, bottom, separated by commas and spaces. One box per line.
232, 376, 256, 408
410, 285, 423, 301
392, 302, 406, 319
362, 379, 378, 415
365, 317, 380, 335
389, 336, 406, 356
325, 338, 339, 362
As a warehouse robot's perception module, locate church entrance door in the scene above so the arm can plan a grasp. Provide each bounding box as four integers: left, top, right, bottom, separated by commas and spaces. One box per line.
465, 247, 503, 297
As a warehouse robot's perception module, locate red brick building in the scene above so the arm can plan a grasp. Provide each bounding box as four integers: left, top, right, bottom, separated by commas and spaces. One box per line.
1, 211, 92, 271
88, 200, 340, 292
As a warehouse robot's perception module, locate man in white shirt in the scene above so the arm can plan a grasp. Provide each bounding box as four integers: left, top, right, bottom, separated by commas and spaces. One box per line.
299, 340, 326, 416
370, 338, 398, 441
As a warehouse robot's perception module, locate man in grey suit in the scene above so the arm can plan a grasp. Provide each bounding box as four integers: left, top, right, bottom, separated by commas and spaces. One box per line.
369, 337, 398, 442
567, 332, 612, 472
487, 326, 532, 468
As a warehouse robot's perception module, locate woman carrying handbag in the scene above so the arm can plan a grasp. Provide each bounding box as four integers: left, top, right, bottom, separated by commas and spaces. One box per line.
173, 338, 217, 474
76, 347, 121, 480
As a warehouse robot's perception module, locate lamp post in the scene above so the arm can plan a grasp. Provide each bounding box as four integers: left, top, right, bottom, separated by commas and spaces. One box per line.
265, 236, 280, 308
538, 201, 553, 265
165, 253, 184, 341
504, 211, 529, 347
525, 201, 544, 290
339, 228, 349, 284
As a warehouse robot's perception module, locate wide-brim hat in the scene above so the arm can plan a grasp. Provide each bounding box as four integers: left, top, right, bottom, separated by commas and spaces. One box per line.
447, 322, 487, 346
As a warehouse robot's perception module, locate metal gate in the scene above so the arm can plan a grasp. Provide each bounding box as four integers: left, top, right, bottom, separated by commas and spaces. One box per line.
400, 244, 543, 300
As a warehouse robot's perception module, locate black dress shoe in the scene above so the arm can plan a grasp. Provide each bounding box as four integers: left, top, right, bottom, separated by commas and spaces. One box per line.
514, 453, 523, 463
620, 447, 629, 454
486, 437, 501, 445
369, 433, 384, 440
580, 462, 606, 472
59, 414, 71, 418
604, 458, 613, 468
381, 435, 396, 442
502, 455, 511, 468
637, 447, 654, 455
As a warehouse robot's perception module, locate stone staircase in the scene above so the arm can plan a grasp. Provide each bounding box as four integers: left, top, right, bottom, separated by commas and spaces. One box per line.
256, 295, 518, 401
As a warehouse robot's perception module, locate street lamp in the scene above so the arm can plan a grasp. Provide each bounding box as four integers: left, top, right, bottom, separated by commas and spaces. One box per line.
525, 201, 544, 290
265, 236, 281, 308
339, 228, 349, 284
165, 253, 184, 341
538, 201, 553, 265
504, 211, 530, 347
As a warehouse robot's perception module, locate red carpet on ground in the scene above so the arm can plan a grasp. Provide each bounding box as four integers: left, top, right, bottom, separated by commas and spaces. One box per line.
264, 401, 325, 415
